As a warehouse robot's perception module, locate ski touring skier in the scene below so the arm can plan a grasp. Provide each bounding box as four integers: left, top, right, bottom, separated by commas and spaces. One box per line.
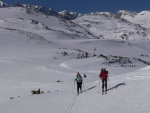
99, 68, 109, 95
75, 72, 83, 94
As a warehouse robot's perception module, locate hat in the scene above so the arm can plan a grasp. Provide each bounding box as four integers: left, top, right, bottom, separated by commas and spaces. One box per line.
101, 68, 106, 71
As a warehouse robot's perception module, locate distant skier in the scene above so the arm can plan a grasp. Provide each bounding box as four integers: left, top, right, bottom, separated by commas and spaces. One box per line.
75, 72, 83, 94
99, 68, 108, 94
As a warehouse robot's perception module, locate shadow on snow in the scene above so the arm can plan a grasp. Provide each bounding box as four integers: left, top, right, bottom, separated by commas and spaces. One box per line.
82, 86, 97, 92
108, 82, 126, 91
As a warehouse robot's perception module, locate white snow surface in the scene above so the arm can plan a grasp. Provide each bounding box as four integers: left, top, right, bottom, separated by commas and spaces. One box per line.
0, 6, 150, 113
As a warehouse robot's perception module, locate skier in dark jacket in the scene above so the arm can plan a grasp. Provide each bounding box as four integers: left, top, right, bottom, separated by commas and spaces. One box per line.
99, 68, 108, 94
75, 72, 83, 94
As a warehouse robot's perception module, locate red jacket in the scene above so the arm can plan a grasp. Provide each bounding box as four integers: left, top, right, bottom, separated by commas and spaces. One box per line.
99, 71, 107, 80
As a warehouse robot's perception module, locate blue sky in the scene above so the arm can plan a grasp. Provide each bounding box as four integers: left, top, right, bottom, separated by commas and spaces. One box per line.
2, 0, 150, 14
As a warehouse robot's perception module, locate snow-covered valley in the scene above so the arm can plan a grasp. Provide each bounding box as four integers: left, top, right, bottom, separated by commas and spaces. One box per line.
0, 1, 150, 113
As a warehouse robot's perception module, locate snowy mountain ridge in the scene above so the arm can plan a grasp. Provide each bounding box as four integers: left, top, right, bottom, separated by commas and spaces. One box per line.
130, 11, 150, 28
0, 1, 150, 113
114, 10, 137, 20
0, 1, 8, 7
1, 1, 150, 27
59, 10, 83, 20
7, 2, 150, 38
12, 2, 81, 20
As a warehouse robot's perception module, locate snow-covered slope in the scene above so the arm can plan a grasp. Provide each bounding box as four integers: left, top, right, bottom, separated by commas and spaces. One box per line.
0, 2, 150, 113
131, 11, 150, 28
0, 65, 150, 113
73, 12, 150, 40
0, 7, 97, 40
115, 10, 150, 29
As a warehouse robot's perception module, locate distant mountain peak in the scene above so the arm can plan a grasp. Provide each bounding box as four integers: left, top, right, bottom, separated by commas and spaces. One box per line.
89, 12, 114, 18
59, 10, 83, 20
115, 10, 137, 19
13, 3, 81, 20
13, 3, 59, 17
131, 10, 150, 28
138, 10, 150, 15
26, 4, 59, 16
0, 1, 9, 7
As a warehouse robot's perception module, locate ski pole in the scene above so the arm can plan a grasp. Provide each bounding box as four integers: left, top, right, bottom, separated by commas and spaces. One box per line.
82, 81, 84, 92
108, 76, 111, 89
98, 79, 101, 93
73, 80, 75, 94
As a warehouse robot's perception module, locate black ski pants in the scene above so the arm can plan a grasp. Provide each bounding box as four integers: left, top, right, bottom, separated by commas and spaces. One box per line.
102, 79, 107, 91
77, 82, 82, 93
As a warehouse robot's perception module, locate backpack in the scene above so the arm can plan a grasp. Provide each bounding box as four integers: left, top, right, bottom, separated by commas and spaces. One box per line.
76, 75, 83, 82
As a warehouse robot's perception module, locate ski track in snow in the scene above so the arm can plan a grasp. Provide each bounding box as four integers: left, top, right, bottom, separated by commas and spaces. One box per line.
0, 64, 150, 113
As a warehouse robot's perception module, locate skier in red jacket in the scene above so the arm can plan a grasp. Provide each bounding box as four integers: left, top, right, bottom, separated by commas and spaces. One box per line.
99, 68, 108, 94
